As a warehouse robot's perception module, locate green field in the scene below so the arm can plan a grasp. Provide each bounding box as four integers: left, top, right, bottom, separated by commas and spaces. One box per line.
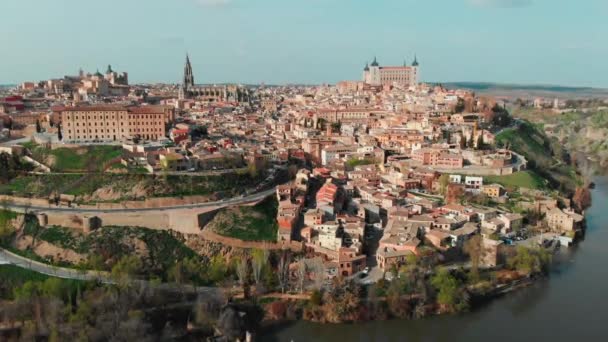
28, 145, 122, 172
210, 197, 279, 242
484, 171, 548, 191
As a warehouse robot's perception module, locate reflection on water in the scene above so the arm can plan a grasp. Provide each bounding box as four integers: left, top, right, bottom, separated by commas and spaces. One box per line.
261, 177, 608, 342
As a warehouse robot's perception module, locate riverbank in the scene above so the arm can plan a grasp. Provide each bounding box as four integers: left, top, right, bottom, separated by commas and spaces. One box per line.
255, 262, 548, 328
259, 176, 608, 341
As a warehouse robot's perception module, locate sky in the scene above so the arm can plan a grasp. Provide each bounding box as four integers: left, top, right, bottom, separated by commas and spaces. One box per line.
1, 0, 607, 87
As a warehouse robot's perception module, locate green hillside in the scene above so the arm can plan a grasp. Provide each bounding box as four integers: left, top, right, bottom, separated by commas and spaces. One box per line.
496, 121, 579, 192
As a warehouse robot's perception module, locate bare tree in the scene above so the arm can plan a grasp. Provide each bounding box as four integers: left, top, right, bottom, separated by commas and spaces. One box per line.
277, 251, 291, 294
296, 259, 307, 293
251, 249, 269, 287
235, 259, 249, 299
463, 234, 483, 280
308, 258, 326, 290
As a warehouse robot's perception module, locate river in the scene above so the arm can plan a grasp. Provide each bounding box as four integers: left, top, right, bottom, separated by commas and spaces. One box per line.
261, 176, 608, 342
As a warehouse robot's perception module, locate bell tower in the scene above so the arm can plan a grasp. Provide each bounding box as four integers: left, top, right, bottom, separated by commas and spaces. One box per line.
183, 54, 195, 90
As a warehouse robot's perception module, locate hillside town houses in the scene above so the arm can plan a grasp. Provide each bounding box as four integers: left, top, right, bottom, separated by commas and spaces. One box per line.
0, 54, 586, 282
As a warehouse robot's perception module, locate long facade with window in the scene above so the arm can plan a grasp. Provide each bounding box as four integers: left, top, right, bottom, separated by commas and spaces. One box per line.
56, 105, 173, 142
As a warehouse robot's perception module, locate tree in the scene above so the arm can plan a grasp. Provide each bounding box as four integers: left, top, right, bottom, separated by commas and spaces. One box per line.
287, 164, 299, 180
468, 132, 475, 149
463, 235, 484, 282
310, 289, 322, 306
431, 267, 467, 312
277, 251, 291, 294
235, 259, 249, 299
508, 246, 552, 275
35, 119, 42, 133
491, 104, 513, 127
322, 279, 362, 322
308, 258, 325, 290
207, 255, 228, 284
460, 135, 467, 150
190, 125, 208, 140
331, 122, 341, 133
167, 258, 201, 284
57, 124, 63, 141
0, 152, 34, 184
438, 174, 450, 195
454, 98, 465, 113
111, 255, 142, 284
251, 249, 269, 290
295, 259, 307, 293
247, 162, 258, 178
476, 133, 484, 150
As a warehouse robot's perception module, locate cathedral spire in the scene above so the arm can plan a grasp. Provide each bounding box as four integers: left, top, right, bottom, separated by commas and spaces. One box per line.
183, 53, 195, 90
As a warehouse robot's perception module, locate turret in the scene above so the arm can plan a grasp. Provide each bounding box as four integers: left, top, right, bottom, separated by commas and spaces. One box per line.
371, 56, 379, 67
412, 54, 419, 67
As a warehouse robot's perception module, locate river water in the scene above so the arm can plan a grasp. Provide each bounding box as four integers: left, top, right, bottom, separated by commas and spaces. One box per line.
261, 176, 608, 342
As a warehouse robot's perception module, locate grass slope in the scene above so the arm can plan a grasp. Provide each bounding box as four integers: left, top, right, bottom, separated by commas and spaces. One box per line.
484, 171, 547, 190
23, 225, 199, 280
0, 172, 262, 201
496, 121, 579, 192
208, 197, 279, 242
29, 145, 122, 172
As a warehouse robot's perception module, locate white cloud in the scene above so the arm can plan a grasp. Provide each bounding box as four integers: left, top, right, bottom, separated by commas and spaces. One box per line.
467, 0, 532, 8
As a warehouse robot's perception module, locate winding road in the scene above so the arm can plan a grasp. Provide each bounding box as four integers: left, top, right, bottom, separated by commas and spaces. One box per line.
4, 187, 276, 214
0, 247, 112, 283
0, 248, 223, 296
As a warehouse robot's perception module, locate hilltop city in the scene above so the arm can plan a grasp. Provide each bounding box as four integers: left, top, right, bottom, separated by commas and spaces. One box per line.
0, 55, 592, 340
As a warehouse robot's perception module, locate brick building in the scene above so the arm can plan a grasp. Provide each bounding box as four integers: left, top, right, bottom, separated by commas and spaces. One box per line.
55, 105, 174, 142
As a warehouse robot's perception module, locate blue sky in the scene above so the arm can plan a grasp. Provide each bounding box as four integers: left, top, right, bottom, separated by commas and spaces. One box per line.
1, 0, 606, 87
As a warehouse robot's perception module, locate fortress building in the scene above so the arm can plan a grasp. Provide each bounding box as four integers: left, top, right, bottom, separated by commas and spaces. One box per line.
362, 56, 419, 88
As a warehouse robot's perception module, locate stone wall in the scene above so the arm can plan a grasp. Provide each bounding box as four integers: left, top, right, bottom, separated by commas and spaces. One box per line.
38, 208, 219, 235
200, 229, 303, 252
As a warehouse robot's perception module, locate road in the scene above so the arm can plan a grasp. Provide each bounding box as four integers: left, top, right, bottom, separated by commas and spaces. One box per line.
0, 247, 113, 283
0, 247, 222, 296
28, 167, 249, 177
4, 187, 276, 214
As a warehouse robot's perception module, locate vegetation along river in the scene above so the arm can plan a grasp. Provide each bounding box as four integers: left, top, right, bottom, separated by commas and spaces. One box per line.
261, 176, 608, 342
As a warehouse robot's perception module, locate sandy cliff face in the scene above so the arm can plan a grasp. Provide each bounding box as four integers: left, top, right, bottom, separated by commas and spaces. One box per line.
14, 234, 87, 264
